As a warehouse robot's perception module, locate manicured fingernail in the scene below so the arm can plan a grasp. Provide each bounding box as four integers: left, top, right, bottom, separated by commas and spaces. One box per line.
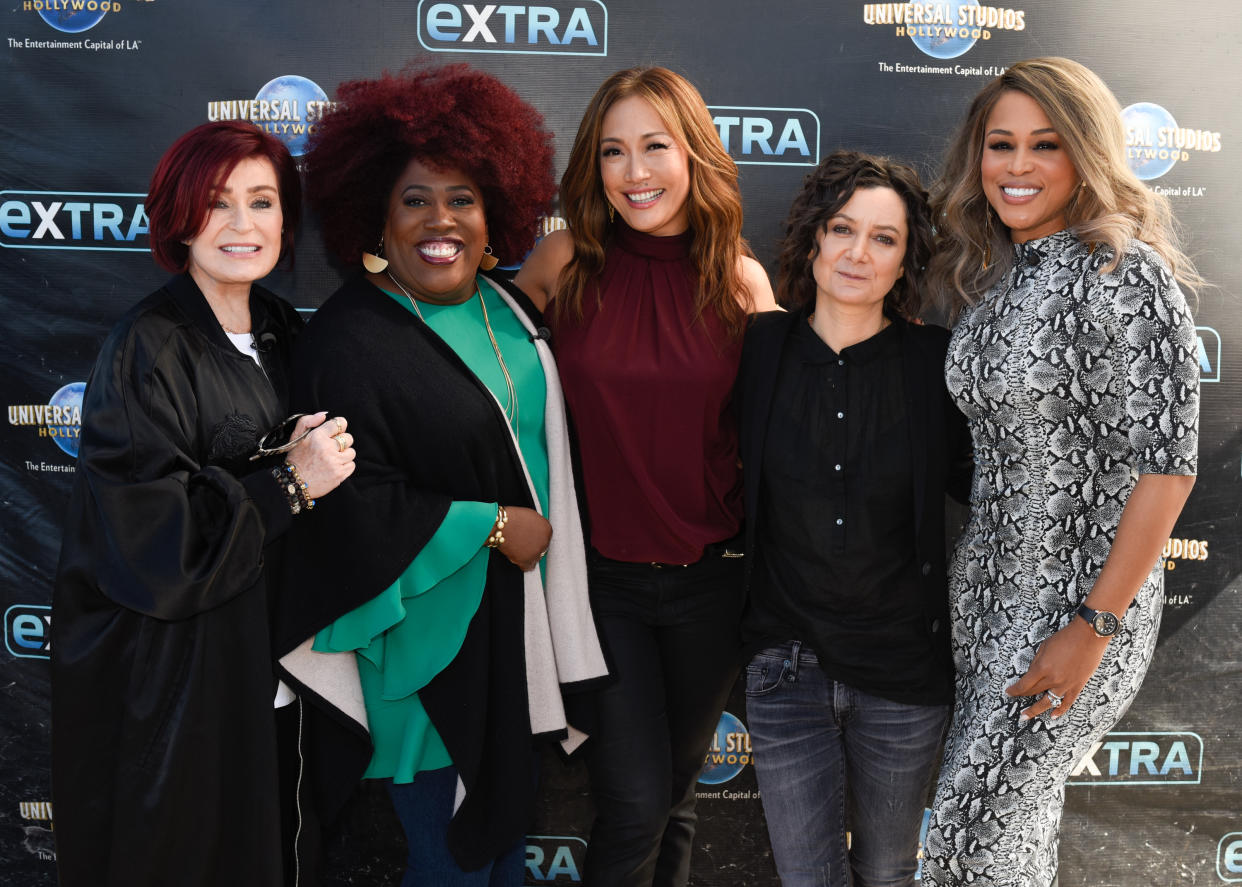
1005, 678, 1020, 690
1018, 714, 1030, 723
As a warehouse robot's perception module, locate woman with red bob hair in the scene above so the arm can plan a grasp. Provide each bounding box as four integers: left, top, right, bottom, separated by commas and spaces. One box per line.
52, 120, 357, 886
287, 63, 607, 885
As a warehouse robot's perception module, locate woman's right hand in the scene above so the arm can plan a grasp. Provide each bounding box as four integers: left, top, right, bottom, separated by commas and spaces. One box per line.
497, 506, 552, 572
286, 412, 356, 499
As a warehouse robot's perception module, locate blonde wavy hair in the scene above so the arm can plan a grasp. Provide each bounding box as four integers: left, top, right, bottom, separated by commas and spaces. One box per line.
553, 66, 752, 338
927, 57, 1202, 317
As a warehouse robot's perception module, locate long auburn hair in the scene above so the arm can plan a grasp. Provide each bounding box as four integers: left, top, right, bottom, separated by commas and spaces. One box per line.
927, 56, 1202, 318
553, 67, 752, 338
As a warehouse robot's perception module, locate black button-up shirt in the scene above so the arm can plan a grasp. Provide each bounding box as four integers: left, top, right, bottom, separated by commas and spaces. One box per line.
744, 316, 952, 704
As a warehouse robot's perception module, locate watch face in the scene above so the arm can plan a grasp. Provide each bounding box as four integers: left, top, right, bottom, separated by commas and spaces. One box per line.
1093, 611, 1120, 636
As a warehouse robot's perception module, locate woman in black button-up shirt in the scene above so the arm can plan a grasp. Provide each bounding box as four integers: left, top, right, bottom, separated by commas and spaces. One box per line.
736, 150, 971, 887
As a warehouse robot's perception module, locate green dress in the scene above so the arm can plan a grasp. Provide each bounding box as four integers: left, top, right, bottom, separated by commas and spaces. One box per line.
313, 278, 548, 782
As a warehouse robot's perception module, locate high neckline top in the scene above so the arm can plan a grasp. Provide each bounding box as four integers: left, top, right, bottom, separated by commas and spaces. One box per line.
550, 220, 744, 563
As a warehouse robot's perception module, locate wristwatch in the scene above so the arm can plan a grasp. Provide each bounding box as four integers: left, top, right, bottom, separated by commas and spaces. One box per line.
1076, 602, 1120, 638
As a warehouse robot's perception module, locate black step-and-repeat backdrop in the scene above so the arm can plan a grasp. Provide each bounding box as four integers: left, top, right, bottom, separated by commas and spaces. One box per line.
3, 1, 1239, 884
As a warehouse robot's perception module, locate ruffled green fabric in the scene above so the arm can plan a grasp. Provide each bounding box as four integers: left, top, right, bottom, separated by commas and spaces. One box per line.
312, 278, 549, 783
314, 500, 495, 777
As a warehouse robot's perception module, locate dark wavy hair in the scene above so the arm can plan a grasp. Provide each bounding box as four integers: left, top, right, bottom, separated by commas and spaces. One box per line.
776, 150, 933, 318
304, 63, 556, 266
146, 121, 301, 273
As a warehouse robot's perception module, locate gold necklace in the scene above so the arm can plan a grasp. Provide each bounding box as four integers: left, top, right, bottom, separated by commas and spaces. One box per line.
386, 270, 426, 322
477, 285, 519, 429
387, 270, 518, 428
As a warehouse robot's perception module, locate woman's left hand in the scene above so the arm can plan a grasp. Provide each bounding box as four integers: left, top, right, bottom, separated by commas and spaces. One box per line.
1005, 617, 1111, 720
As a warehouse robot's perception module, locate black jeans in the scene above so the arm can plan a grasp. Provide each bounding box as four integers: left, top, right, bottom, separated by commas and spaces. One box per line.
583, 545, 746, 887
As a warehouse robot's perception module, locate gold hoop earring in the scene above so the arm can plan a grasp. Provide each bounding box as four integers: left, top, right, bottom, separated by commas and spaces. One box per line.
479, 243, 498, 272
362, 234, 388, 274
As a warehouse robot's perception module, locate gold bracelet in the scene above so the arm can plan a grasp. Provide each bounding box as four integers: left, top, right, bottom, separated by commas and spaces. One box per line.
485, 504, 508, 549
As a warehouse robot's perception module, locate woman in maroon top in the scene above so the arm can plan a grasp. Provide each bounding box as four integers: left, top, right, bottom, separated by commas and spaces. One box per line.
517, 67, 775, 887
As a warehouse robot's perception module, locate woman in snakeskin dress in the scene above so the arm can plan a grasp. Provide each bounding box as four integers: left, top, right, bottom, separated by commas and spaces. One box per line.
922, 58, 1202, 886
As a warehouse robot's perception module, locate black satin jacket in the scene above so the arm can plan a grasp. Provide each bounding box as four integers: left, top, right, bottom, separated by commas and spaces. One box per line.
51, 273, 302, 886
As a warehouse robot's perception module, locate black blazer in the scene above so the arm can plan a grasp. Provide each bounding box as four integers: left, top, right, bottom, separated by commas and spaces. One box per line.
735, 309, 973, 650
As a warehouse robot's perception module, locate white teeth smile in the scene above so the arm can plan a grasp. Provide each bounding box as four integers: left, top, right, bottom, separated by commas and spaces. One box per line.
419, 241, 462, 258
1003, 186, 1040, 197
222, 245, 259, 253
627, 189, 664, 204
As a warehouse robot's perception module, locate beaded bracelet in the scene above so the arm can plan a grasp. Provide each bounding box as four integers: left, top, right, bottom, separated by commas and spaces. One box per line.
272, 461, 315, 515
284, 460, 315, 512
485, 504, 508, 549
272, 466, 302, 515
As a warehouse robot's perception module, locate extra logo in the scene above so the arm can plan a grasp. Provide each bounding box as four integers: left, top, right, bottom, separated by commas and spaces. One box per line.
709, 107, 819, 167
1196, 326, 1221, 383
699, 710, 751, 784
863, 1, 1026, 59
5, 605, 52, 660
1220, 833, 1242, 883
9, 381, 85, 458
207, 75, 335, 157
1122, 102, 1222, 181
0, 191, 147, 252
24, 0, 119, 33
418, 1, 607, 56
1067, 731, 1202, 786
525, 836, 585, 884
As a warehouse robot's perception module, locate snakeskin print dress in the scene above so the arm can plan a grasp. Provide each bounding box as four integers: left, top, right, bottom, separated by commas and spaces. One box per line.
922, 230, 1199, 886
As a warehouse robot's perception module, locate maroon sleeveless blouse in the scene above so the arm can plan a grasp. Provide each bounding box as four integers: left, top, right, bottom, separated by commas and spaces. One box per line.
551, 221, 744, 563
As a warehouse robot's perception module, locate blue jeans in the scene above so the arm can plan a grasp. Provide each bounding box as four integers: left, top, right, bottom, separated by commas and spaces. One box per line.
385, 768, 524, 887
745, 643, 949, 887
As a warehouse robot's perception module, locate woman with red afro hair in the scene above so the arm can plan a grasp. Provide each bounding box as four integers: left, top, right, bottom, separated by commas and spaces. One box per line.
286, 64, 608, 886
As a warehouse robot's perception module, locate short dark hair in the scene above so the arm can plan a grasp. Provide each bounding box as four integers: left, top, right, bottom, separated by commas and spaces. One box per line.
304, 63, 556, 266
145, 121, 301, 273
776, 150, 933, 318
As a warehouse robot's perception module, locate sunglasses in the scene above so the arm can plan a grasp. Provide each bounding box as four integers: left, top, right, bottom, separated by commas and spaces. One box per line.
249, 413, 314, 461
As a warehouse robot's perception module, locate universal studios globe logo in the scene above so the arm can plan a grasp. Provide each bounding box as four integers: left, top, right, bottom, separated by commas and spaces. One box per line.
1122, 102, 1223, 181
864, 1, 1027, 59
909, 0, 979, 59
206, 75, 336, 158
30, 0, 117, 34
8, 381, 85, 458
699, 711, 752, 785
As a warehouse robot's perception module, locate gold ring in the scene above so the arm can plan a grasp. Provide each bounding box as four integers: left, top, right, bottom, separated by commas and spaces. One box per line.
334, 417, 345, 434
333, 433, 348, 452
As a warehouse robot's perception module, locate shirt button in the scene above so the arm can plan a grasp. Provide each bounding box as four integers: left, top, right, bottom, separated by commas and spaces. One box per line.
835, 518, 844, 526
837, 411, 845, 419
838, 359, 845, 366
922, 562, 932, 576
834, 464, 842, 471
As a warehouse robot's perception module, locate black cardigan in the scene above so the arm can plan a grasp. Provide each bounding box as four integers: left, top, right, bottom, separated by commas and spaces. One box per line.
735, 310, 973, 662
282, 273, 547, 871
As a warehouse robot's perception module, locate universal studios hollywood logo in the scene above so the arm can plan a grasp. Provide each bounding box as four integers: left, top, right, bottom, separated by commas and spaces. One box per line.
863, 0, 1026, 59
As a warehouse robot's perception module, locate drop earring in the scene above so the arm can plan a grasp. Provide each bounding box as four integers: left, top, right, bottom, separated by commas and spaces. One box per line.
479, 244, 498, 272
607, 202, 615, 223
362, 234, 388, 274
981, 209, 994, 270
